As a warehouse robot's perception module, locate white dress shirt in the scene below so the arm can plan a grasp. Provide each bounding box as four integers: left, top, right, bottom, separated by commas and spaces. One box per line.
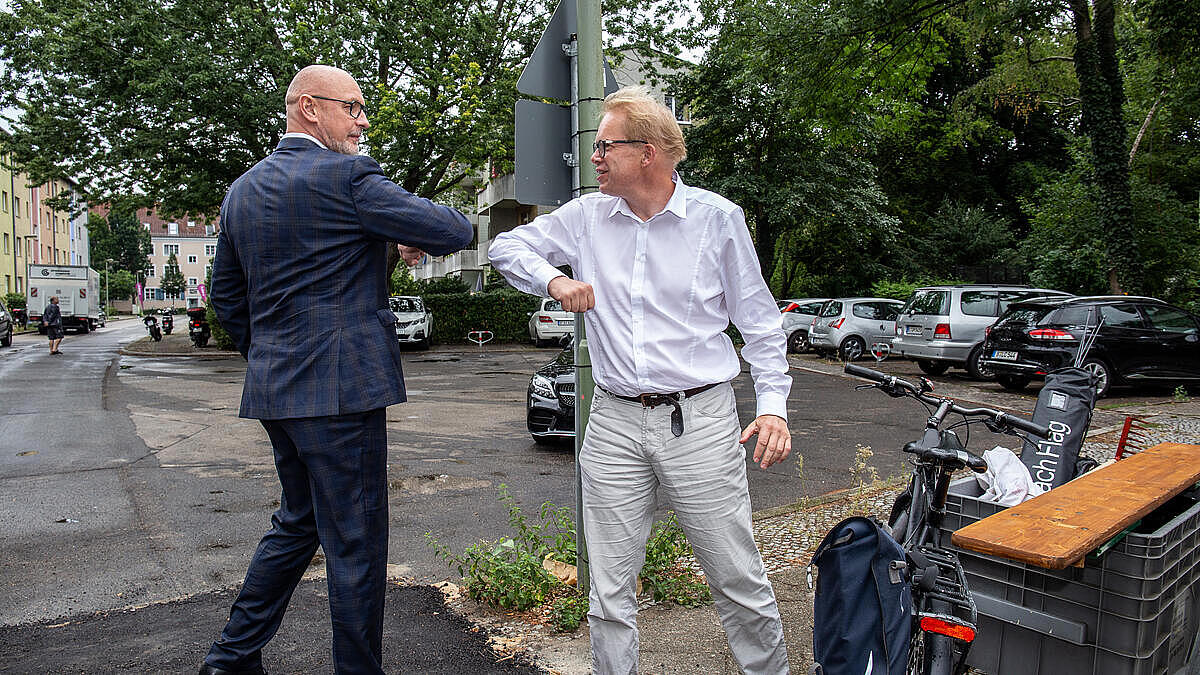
488, 175, 791, 420
281, 132, 327, 149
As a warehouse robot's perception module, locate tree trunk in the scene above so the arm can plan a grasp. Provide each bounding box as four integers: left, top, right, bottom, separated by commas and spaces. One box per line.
1069, 0, 1140, 294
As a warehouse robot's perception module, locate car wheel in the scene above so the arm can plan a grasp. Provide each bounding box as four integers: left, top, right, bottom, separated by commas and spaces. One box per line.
965, 344, 994, 380
1, 329, 10, 347
839, 336, 866, 362
1082, 358, 1112, 398
916, 359, 949, 376
787, 330, 808, 354
996, 374, 1031, 392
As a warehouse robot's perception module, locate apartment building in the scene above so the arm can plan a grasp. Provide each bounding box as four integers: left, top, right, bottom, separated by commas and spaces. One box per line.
136, 209, 218, 311
1, 152, 86, 297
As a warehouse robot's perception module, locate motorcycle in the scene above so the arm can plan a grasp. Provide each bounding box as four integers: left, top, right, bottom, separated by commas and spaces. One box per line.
161, 311, 174, 335
187, 307, 210, 348
143, 315, 162, 342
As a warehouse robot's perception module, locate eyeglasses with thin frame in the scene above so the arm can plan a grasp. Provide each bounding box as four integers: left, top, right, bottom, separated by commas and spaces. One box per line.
592, 139, 648, 158
310, 95, 368, 119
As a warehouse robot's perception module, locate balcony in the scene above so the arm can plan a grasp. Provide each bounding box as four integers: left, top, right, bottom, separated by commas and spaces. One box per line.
476, 172, 518, 213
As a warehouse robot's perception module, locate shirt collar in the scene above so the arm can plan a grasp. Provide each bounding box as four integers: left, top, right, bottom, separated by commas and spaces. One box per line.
609, 172, 688, 223
281, 132, 327, 150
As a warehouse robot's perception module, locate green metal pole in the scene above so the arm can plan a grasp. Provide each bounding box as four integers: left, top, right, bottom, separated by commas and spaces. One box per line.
573, 0, 603, 598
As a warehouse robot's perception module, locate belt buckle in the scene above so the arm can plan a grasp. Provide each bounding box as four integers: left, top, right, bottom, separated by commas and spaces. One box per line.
638, 393, 658, 407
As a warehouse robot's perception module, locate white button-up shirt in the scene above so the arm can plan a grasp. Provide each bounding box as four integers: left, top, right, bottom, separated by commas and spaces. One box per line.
488, 175, 791, 420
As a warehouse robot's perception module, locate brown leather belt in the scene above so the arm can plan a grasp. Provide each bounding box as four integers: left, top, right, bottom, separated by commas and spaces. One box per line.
601, 382, 722, 408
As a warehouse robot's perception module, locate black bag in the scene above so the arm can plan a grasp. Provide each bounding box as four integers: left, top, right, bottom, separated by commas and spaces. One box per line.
809, 516, 912, 675
1020, 366, 1096, 492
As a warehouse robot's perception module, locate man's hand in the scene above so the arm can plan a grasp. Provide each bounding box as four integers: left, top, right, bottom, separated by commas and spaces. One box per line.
397, 244, 424, 266
740, 414, 791, 469
547, 276, 595, 313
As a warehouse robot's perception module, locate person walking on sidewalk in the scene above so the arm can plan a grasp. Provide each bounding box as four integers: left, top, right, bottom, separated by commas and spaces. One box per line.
489, 86, 793, 675
44, 296, 64, 355
201, 64, 472, 675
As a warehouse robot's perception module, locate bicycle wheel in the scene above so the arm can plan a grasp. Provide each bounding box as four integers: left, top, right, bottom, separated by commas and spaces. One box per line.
920, 600, 958, 675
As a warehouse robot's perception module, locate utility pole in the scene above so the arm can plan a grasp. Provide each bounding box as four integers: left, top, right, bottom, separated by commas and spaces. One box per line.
570, 0, 603, 598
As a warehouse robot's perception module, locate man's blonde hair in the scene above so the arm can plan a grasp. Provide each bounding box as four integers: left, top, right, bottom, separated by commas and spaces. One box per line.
602, 86, 686, 165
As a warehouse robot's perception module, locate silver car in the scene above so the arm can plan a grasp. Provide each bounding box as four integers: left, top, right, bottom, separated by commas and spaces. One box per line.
528, 297, 574, 347
892, 285, 1070, 378
389, 295, 433, 349
779, 297, 830, 353
808, 297, 903, 361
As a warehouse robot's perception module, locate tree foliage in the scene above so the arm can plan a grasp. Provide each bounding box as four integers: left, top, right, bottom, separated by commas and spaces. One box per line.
87, 212, 153, 275
159, 253, 186, 302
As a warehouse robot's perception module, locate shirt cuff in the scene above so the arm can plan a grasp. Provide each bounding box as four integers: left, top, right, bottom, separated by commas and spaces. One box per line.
755, 392, 789, 422
537, 269, 568, 297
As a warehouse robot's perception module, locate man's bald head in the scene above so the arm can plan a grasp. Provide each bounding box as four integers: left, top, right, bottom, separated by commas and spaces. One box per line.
284, 65, 369, 155
286, 65, 355, 109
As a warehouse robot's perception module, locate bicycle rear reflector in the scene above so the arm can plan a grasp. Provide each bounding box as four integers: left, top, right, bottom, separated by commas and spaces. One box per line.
919, 615, 976, 642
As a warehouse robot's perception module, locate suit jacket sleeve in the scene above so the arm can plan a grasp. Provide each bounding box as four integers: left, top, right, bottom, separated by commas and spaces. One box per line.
350, 156, 473, 255
209, 225, 251, 358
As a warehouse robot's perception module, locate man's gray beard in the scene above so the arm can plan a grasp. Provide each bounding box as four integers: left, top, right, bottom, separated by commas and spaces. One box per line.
330, 139, 358, 155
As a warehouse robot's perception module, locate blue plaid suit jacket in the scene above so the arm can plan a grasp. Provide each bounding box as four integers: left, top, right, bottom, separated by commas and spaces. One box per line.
211, 137, 472, 419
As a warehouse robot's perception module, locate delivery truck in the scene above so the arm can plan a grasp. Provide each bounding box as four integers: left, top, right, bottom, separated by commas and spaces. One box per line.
27, 265, 103, 333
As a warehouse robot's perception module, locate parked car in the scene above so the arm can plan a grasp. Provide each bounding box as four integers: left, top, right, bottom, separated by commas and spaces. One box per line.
388, 295, 432, 348
0, 298, 12, 347
808, 297, 904, 361
779, 297, 831, 353
980, 295, 1200, 398
529, 297, 574, 347
527, 339, 575, 443
892, 284, 1071, 379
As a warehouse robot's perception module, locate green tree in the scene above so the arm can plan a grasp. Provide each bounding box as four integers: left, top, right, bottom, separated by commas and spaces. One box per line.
3, 292, 25, 310
102, 270, 137, 304
0, 0, 694, 220
160, 253, 186, 306
88, 212, 153, 275
389, 263, 421, 296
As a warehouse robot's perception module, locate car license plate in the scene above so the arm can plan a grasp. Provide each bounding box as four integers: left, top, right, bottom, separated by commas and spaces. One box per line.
557, 320, 573, 326
991, 350, 1018, 361
904, 325, 922, 336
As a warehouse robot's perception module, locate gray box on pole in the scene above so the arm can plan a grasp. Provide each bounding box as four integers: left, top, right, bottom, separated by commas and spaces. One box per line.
514, 100, 573, 206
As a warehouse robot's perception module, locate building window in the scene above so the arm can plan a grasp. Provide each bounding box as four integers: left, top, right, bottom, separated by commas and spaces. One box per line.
2, 233, 8, 253
663, 94, 689, 123
2, 191, 7, 213
168, 222, 179, 235
205, 244, 217, 256
187, 255, 197, 264
188, 277, 198, 286
205, 224, 215, 236
163, 243, 180, 255
146, 266, 155, 277
13, 196, 19, 214
187, 220, 195, 229
143, 222, 151, 231
14, 238, 20, 256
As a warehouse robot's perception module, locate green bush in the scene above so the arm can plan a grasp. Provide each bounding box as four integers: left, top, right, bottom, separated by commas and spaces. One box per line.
424, 289, 540, 344
4, 292, 25, 310
204, 267, 237, 351
869, 278, 963, 302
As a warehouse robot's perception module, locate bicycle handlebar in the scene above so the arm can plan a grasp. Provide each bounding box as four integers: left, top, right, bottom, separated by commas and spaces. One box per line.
844, 363, 1050, 439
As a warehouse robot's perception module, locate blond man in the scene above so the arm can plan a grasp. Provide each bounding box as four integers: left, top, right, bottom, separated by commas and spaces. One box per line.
489, 86, 791, 674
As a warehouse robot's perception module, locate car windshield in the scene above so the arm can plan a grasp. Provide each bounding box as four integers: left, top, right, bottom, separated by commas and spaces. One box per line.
902, 290, 950, 315
389, 297, 423, 313
996, 305, 1055, 326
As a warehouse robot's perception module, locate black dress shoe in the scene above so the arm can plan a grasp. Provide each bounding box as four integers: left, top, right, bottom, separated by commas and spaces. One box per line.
198, 664, 267, 675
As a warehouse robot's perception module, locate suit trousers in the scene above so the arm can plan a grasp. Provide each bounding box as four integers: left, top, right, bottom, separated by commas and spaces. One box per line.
581, 383, 789, 675
205, 409, 389, 675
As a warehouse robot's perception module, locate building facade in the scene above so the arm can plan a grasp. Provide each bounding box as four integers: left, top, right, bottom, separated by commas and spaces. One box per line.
1, 152, 86, 297
136, 209, 218, 311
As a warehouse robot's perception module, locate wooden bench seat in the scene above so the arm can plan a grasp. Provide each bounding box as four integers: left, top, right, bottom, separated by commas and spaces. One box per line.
950, 442, 1200, 570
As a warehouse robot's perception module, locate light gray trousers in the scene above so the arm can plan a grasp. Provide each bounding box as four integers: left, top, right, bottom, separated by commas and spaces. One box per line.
581, 382, 789, 675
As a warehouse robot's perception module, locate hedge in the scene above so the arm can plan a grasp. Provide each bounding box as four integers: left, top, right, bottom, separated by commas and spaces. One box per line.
425, 290, 541, 344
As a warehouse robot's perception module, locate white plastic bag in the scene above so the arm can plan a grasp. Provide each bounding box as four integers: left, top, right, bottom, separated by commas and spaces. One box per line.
976, 446, 1044, 506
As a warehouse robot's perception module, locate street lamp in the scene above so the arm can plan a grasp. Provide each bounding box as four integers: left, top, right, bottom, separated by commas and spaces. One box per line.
104, 258, 114, 311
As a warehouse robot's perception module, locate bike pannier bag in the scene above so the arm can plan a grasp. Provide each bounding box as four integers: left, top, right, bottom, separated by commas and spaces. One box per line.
809, 516, 912, 675
1019, 366, 1096, 492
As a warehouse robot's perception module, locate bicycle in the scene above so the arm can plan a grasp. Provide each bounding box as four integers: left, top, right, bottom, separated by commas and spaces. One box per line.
843, 363, 1049, 675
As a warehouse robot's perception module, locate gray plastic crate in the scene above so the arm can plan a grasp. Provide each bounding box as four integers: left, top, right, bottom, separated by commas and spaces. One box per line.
941, 478, 1200, 674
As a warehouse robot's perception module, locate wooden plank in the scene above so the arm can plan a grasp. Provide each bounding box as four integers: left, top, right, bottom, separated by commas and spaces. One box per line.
950, 443, 1200, 570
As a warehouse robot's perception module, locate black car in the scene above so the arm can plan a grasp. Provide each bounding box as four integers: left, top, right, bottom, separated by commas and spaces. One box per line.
527, 340, 576, 444
981, 295, 1200, 397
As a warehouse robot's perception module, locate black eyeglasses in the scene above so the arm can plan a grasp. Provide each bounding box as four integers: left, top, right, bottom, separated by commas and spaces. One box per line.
592, 139, 647, 158
310, 95, 367, 119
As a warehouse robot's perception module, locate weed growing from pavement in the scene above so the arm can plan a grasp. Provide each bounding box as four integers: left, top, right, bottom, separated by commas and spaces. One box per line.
426, 485, 710, 632
1175, 386, 1191, 403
